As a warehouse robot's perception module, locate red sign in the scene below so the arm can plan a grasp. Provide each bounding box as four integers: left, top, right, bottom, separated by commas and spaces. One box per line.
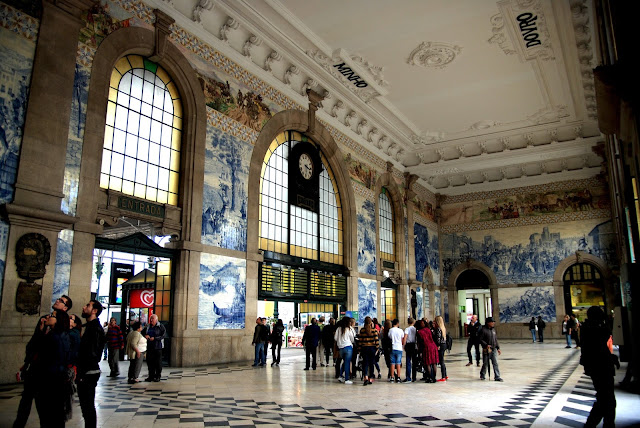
130, 289, 154, 308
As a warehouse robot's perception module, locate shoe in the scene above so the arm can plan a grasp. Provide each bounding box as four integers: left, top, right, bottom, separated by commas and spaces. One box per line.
303, 368, 309, 371
377, 373, 381, 379
480, 377, 485, 380
465, 362, 473, 366
436, 378, 446, 382
402, 378, 412, 383
495, 378, 503, 382
477, 362, 480, 367
127, 379, 135, 384
445, 376, 449, 380
344, 380, 353, 385
258, 363, 264, 366
388, 377, 394, 382
153, 378, 161, 382
276, 363, 279, 366
144, 377, 153, 382
252, 364, 258, 366
565, 346, 571, 348
271, 362, 274, 367
321, 363, 326, 367
313, 367, 316, 370
363, 379, 370, 386
338, 377, 345, 383
395, 377, 401, 383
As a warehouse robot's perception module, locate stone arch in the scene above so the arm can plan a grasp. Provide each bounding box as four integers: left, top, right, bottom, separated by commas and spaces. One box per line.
448, 259, 497, 288
552, 251, 612, 282
373, 171, 406, 278
76, 25, 207, 238
73, 25, 207, 367
246, 109, 356, 270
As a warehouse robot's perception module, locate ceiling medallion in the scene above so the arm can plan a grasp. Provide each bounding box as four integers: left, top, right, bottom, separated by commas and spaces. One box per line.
407, 42, 462, 69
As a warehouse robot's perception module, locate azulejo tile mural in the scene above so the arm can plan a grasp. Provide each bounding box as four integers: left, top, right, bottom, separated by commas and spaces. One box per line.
498, 286, 556, 323
357, 278, 377, 323
52, 230, 74, 305
356, 194, 376, 275
198, 253, 246, 329
434, 289, 441, 317
414, 223, 440, 286
442, 218, 617, 285
201, 123, 251, 252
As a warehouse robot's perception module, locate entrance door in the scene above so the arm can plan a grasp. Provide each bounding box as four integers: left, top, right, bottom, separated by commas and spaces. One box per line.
93, 232, 174, 362
563, 263, 605, 320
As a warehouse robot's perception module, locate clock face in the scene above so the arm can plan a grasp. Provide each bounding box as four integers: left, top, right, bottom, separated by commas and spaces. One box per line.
299, 153, 314, 180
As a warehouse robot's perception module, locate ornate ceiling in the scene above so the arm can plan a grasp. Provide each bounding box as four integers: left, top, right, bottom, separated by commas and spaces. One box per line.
165, 0, 602, 195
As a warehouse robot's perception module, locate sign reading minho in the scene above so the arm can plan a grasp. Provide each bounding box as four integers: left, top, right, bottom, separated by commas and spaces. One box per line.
118, 196, 165, 218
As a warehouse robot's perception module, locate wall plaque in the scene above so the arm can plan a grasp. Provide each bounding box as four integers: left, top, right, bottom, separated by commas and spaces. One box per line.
118, 196, 165, 218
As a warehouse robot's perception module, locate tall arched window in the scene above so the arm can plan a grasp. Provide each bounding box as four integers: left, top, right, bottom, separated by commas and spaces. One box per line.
379, 188, 395, 267
258, 131, 345, 302
259, 131, 343, 264
379, 187, 397, 320
100, 55, 182, 205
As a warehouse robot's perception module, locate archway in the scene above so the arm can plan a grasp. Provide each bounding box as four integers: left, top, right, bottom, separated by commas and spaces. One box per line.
448, 260, 496, 337
554, 252, 613, 320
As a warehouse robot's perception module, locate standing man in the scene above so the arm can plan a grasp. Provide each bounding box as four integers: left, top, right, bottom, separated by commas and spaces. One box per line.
537, 316, 546, 342
13, 295, 72, 428
252, 317, 267, 366
479, 317, 503, 382
144, 314, 166, 382
303, 318, 321, 370
388, 318, 405, 383
570, 313, 581, 348
105, 317, 124, 377
77, 299, 106, 428
465, 314, 481, 367
403, 317, 417, 382
317, 316, 326, 366
580, 306, 617, 427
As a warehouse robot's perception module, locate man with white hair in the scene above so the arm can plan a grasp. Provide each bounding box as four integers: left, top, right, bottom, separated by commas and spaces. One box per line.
144, 314, 166, 382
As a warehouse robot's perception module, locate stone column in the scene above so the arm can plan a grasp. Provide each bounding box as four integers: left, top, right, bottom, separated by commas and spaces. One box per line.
0, 0, 93, 384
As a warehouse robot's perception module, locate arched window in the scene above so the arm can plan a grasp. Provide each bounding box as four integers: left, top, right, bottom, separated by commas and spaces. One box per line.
378, 188, 395, 267
563, 263, 604, 320
259, 131, 343, 264
100, 55, 182, 205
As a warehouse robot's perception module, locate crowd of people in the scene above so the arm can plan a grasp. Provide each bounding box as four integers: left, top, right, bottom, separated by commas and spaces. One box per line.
13, 295, 166, 428
15, 301, 618, 426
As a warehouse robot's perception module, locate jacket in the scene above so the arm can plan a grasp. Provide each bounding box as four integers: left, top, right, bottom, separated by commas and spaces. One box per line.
31, 330, 70, 381
77, 318, 106, 377
478, 325, 500, 350
580, 318, 615, 376
302, 324, 321, 348
126, 330, 147, 359
270, 324, 284, 344
146, 322, 166, 350
468, 321, 482, 343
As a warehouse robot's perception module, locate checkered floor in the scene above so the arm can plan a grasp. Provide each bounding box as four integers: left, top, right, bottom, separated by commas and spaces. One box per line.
2, 340, 638, 427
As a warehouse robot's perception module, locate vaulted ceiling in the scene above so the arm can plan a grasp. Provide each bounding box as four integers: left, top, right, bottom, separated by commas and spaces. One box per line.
168, 0, 602, 195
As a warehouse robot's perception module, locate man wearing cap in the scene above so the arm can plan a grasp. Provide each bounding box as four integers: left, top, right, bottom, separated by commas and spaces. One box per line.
478, 317, 503, 381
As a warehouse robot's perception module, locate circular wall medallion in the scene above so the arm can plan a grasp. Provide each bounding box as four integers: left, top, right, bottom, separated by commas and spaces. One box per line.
407, 42, 462, 69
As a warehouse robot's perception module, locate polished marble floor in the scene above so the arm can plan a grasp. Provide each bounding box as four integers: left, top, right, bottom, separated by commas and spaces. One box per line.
1, 339, 638, 427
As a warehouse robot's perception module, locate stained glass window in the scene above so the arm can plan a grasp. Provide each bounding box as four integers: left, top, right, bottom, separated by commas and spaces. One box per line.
259, 131, 343, 265
101, 55, 182, 205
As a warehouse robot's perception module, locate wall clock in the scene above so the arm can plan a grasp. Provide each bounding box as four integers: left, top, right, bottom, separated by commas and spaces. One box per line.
299, 153, 314, 180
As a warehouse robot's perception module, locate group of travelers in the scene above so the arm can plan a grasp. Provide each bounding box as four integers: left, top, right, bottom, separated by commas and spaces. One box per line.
13, 295, 166, 428
528, 315, 547, 342
562, 313, 582, 348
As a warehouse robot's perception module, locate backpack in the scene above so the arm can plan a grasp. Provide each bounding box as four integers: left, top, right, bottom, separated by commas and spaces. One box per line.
446, 333, 453, 353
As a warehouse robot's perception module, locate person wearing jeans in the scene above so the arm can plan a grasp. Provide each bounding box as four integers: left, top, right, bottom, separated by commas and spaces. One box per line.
334, 316, 355, 384
562, 315, 572, 348
529, 317, 537, 343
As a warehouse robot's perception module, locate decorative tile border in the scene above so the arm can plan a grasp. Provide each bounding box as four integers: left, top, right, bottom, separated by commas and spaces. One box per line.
352, 181, 375, 201
0, 3, 39, 41
440, 208, 611, 233
414, 213, 437, 229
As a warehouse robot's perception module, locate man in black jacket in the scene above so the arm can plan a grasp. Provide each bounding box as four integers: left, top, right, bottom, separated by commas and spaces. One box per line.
479, 317, 503, 381
465, 314, 482, 367
78, 299, 106, 428
580, 306, 617, 427
13, 294, 72, 428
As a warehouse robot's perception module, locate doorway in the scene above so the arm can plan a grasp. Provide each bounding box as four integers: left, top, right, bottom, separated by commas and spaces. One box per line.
456, 269, 491, 336
93, 232, 174, 361
563, 263, 605, 320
